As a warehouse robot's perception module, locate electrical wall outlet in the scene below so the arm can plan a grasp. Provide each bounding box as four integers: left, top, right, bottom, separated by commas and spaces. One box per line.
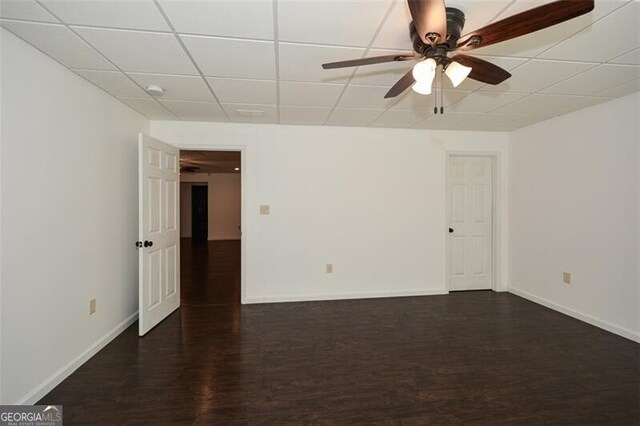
326, 263, 333, 274
89, 298, 96, 315
563, 272, 571, 284
259, 204, 270, 215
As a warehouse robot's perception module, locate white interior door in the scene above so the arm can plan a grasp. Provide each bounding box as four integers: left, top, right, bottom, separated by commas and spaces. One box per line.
138, 133, 180, 336
447, 156, 493, 291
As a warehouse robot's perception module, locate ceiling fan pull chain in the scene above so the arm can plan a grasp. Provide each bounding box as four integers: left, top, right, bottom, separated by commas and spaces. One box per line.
440, 70, 444, 114
433, 74, 438, 114
434, 68, 440, 115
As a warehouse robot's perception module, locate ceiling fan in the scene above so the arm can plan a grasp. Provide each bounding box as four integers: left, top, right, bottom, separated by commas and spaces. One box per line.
322, 0, 594, 100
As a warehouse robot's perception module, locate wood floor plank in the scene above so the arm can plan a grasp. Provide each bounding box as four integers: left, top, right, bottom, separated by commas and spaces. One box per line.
37, 242, 639, 424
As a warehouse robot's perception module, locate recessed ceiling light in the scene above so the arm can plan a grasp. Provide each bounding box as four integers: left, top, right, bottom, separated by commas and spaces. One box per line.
234, 167, 240, 171
145, 85, 164, 97
236, 109, 264, 117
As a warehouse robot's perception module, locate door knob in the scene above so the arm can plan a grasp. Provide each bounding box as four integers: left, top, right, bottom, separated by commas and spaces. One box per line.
449, 228, 454, 233
144, 240, 153, 247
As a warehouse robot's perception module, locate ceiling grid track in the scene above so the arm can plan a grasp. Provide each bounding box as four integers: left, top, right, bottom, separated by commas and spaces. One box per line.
31, 0, 179, 120
273, 0, 281, 123
1, 0, 636, 131
151, 0, 230, 121
321, 0, 399, 126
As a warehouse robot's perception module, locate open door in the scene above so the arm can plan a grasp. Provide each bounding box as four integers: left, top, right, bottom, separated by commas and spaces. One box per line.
138, 133, 180, 336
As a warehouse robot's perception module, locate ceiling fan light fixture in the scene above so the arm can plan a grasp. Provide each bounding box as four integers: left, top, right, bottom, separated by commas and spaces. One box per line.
412, 80, 432, 95
412, 58, 437, 82
444, 61, 472, 88
412, 58, 437, 95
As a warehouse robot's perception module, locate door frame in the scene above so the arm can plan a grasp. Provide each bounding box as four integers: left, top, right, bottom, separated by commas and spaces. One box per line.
177, 144, 247, 304
445, 151, 503, 292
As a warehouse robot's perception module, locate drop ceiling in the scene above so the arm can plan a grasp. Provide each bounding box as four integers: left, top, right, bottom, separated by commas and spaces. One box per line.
1, 0, 638, 131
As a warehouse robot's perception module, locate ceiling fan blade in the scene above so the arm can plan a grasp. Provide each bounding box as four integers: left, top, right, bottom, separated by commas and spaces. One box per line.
457, 0, 594, 52
408, 0, 447, 44
384, 69, 416, 99
322, 54, 417, 69
451, 54, 511, 85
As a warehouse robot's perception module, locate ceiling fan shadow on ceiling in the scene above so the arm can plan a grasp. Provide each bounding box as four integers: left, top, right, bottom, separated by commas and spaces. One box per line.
322, 0, 594, 113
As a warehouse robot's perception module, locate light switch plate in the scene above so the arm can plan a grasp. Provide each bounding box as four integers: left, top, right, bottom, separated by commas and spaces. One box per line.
563, 272, 571, 284
260, 204, 270, 215
326, 263, 333, 274
89, 298, 96, 315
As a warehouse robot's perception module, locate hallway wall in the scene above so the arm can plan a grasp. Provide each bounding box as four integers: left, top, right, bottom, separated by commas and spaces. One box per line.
180, 172, 241, 240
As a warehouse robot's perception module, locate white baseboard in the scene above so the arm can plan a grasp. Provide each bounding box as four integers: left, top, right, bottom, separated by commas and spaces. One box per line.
243, 288, 448, 304
508, 287, 639, 343
15, 311, 138, 405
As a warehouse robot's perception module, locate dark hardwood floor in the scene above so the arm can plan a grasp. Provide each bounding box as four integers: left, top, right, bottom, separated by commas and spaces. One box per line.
39, 253, 639, 425
180, 238, 240, 306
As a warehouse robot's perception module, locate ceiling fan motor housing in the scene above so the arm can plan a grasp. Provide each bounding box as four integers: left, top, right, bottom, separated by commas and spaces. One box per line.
410, 7, 466, 56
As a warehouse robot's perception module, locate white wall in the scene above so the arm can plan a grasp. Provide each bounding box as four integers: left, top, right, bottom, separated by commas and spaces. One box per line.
0, 29, 148, 403
180, 182, 193, 238
180, 172, 240, 240
151, 121, 509, 304
209, 173, 241, 240
509, 93, 640, 342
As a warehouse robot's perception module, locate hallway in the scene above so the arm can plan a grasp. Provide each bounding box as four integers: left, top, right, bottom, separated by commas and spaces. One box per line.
180, 238, 241, 306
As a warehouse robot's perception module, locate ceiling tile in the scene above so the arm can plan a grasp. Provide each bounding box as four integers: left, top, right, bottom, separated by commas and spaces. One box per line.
128, 73, 213, 101
74, 69, 150, 98
279, 106, 332, 125
593, 78, 640, 97
540, 64, 640, 96
278, 0, 391, 47
158, 0, 273, 39
414, 112, 483, 129
338, 84, 398, 109
221, 103, 278, 124
459, 113, 545, 131
325, 108, 384, 127
182, 35, 275, 79
491, 93, 608, 116
480, 59, 595, 93
118, 97, 177, 120
278, 43, 362, 83
0, 0, 56, 22
446, 91, 528, 114
540, 1, 640, 63
370, 0, 413, 50
206, 78, 276, 105
473, 0, 624, 58
161, 100, 227, 121
0, 20, 115, 70
279, 81, 344, 107
390, 89, 471, 111
74, 27, 197, 75
40, 0, 169, 31
609, 47, 640, 66
371, 109, 425, 128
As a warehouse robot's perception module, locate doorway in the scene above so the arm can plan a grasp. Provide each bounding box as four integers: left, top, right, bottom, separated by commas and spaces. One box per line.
179, 150, 242, 306
191, 185, 208, 241
446, 154, 495, 291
